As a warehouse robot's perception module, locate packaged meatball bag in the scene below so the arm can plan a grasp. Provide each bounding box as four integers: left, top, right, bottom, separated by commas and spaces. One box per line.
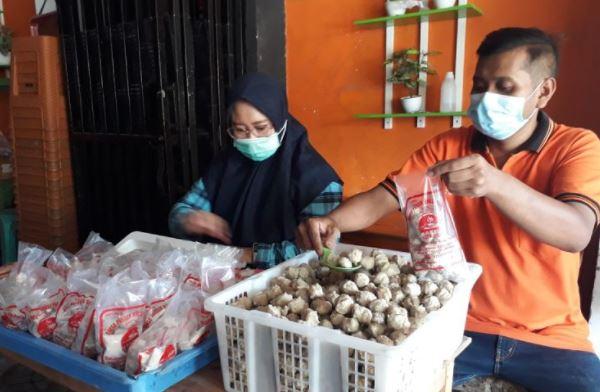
124, 287, 213, 375
20, 267, 66, 339
94, 268, 149, 370
73, 231, 114, 267
393, 173, 467, 280
54, 267, 99, 348
1, 245, 55, 330
46, 248, 76, 281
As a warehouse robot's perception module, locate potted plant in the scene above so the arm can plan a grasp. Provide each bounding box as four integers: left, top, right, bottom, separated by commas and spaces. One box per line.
385, 48, 438, 113
0, 25, 12, 67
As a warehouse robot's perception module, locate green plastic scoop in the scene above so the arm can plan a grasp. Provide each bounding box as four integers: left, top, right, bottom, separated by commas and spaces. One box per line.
320, 247, 361, 273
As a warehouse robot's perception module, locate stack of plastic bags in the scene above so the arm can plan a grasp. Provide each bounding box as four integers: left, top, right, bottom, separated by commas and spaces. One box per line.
0, 233, 251, 375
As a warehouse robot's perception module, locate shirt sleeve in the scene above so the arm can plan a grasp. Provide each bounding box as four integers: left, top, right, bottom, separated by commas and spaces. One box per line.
168, 179, 212, 238
551, 130, 600, 225
251, 181, 344, 268
379, 135, 443, 201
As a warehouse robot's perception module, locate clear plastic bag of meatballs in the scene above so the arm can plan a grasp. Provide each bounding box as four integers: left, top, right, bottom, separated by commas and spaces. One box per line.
393, 174, 468, 280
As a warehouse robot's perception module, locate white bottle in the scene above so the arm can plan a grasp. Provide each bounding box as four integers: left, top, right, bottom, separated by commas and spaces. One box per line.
440, 71, 456, 112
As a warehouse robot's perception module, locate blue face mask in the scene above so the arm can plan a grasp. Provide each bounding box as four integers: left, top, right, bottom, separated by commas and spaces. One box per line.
468, 83, 542, 141
233, 121, 287, 162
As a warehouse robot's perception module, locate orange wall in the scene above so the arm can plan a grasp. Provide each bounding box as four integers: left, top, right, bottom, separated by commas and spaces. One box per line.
0, 0, 36, 137
286, 0, 600, 239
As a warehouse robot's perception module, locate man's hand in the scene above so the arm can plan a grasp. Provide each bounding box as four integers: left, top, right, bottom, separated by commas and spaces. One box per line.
296, 216, 340, 256
182, 211, 232, 245
427, 154, 502, 198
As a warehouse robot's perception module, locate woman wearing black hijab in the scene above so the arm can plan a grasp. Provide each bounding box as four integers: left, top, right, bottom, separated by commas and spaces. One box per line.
169, 73, 342, 268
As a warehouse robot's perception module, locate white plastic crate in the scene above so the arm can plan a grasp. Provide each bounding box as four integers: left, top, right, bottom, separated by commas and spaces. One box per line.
115, 231, 200, 253
205, 244, 482, 392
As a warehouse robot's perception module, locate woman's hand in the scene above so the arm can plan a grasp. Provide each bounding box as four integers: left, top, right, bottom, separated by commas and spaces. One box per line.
182, 211, 232, 245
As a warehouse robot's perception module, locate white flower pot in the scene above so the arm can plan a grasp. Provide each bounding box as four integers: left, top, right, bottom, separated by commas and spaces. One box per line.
401, 96, 424, 113
386, 2, 407, 16
433, 0, 457, 8
0, 52, 10, 67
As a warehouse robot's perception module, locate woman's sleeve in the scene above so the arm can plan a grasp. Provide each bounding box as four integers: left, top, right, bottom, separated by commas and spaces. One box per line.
168, 179, 212, 238
251, 181, 344, 269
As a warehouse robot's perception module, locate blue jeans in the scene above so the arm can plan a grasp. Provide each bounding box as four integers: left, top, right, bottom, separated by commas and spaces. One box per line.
454, 332, 600, 392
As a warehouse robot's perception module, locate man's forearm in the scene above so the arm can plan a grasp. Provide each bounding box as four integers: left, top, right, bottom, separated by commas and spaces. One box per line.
488, 171, 595, 252
329, 186, 399, 233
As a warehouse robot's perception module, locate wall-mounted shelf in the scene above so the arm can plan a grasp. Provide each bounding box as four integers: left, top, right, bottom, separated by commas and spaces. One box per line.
354, 2, 482, 130
356, 111, 467, 119
354, 4, 482, 26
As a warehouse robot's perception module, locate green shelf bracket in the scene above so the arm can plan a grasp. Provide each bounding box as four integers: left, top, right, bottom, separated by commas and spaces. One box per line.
355, 1, 481, 130
355, 112, 467, 119
354, 3, 482, 26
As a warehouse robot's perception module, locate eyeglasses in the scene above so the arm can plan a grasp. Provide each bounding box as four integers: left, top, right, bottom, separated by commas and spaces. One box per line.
226, 123, 275, 139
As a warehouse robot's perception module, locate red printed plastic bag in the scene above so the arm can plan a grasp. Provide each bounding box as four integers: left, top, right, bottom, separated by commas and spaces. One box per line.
94, 269, 148, 369
0, 279, 27, 329
74, 232, 113, 266
0, 293, 27, 330
125, 288, 212, 375
143, 275, 178, 330
54, 267, 98, 348
154, 249, 188, 279
98, 249, 144, 280
20, 268, 66, 339
10, 242, 52, 280
199, 245, 244, 295
176, 289, 213, 351
394, 174, 467, 279
180, 248, 203, 290
71, 306, 97, 358
47, 248, 75, 280
1, 245, 54, 330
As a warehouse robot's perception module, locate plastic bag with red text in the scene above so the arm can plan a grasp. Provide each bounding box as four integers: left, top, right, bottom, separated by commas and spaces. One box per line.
0, 244, 54, 330
200, 244, 246, 294
125, 287, 213, 375
393, 173, 467, 280
71, 305, 97, 358
10, 242, 52, 280
19, 267, 66, 339
94, 268, 148, 370
54, 267, 99, 348
46, 248, 75, 280
74, 232, 114, 267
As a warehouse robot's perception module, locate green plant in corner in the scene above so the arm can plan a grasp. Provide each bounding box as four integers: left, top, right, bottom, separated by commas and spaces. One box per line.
0, 25, 12, 56
385, 48, 439, 97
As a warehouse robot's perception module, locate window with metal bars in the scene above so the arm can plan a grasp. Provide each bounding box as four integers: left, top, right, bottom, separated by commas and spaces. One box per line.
55, 0, 253, 243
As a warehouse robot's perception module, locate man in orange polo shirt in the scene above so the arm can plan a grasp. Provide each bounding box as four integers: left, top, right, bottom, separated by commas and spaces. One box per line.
297, 27, 600, 390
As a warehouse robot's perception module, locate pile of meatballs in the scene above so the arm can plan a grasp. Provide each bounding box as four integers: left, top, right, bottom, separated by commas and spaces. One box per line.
233, 248, 455, 346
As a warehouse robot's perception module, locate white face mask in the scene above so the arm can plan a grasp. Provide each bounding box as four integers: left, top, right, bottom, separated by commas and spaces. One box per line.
233, 121, 287, 161
468, 82, 543, 141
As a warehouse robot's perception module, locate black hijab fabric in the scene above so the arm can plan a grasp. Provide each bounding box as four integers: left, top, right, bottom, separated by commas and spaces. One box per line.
202, 73, 341, 247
